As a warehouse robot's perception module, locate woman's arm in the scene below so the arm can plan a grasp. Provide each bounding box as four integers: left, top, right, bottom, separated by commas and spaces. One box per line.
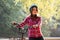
17, 17, 28, 28
32, 17, 42, 28
38, 17, 42, 26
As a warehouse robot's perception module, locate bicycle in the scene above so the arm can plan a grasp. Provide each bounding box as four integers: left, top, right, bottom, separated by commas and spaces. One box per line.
12, 22, 28, 40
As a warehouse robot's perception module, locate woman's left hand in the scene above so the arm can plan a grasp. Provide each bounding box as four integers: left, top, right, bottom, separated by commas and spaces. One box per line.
33, 24, 38, 28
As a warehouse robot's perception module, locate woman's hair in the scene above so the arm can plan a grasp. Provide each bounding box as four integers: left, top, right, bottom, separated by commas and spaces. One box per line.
29, 5, 38, 18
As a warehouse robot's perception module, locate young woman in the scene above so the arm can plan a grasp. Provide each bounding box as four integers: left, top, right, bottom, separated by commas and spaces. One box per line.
13, 5, 44, 40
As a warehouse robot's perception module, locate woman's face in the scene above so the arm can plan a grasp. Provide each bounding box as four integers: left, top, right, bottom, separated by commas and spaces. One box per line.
31, 7, 38, 15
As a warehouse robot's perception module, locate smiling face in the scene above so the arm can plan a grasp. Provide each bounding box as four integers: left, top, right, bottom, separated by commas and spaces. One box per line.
31, 7, 38, 15
30, 5, 38, 18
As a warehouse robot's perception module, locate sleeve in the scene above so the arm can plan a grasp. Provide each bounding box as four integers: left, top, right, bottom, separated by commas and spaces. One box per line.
16, 17, 28, 28
38, 17, 42, 26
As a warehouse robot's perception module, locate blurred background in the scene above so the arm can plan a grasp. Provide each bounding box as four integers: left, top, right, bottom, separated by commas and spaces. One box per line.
0, 0, 60, 38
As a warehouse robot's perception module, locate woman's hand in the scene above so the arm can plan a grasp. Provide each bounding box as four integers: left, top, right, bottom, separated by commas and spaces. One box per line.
11, 21, 18, 25
32, 24, 38, 28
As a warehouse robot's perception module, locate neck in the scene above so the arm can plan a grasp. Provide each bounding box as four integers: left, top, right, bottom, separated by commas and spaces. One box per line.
30, 14, 37, 18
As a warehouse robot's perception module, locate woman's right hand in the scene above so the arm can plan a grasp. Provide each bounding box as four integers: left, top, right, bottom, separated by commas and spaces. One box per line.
11, 21, 18, 25
11, 21, 24, 30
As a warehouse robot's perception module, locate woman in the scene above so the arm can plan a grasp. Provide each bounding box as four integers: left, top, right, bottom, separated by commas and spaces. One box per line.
13, 5, 44, 40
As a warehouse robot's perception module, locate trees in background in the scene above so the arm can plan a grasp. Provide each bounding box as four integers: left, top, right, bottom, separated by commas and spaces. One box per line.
0, 0, 60, 37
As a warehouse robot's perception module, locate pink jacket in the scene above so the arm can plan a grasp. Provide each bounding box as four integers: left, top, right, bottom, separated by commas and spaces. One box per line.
17, 16, 42, 38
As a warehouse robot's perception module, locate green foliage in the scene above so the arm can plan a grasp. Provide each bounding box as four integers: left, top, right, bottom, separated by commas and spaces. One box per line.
0, 0, 27, 38
0, 0, 60, 37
